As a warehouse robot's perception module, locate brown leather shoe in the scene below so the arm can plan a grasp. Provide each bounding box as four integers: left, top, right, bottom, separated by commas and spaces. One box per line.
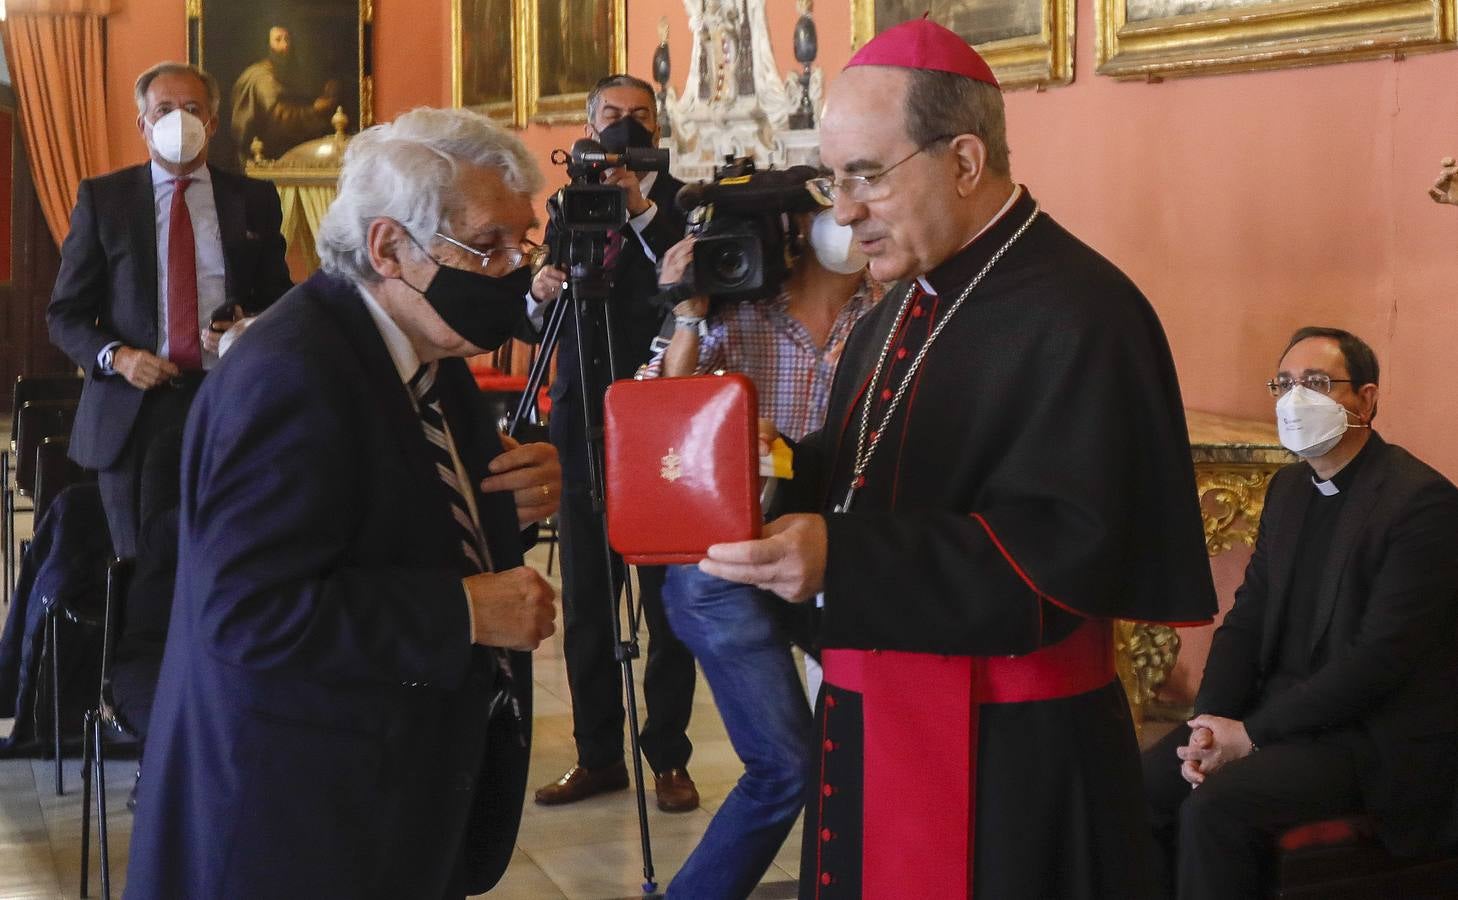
534, 762, 630, 806
654, 768, 700, 813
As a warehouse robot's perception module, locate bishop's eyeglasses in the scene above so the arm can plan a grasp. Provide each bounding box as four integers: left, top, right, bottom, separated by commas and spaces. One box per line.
1265, 374, 1352, 397
808, 134, 956, 204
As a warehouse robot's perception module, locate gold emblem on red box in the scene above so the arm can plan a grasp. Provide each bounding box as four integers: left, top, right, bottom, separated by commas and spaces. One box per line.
660, 447, 683, 483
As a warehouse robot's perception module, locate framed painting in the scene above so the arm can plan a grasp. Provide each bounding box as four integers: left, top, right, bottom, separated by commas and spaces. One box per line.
187, 0, 373, 170
453, 0, 524, 125
1096, 0, 1456, 78
852, 0, 1074, 90
522, 0, 627, 124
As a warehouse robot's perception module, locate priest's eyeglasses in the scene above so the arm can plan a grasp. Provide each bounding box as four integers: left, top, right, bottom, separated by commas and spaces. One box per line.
433, 233, 542, 276
808, 134, 956, 204
1265, 375, 1352, 397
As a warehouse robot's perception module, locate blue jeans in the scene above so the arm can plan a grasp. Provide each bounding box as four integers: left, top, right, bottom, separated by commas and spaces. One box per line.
662, 565, 813, 900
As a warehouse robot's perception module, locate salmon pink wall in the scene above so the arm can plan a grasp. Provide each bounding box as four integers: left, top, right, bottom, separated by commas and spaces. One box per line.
104, 0, 1458, 703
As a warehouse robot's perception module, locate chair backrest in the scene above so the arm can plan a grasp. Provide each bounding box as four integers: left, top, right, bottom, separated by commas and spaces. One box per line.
99, 557, 135, 706
15, 399, 78, 498
11, 374, 83, 445
34, 436, 92, 521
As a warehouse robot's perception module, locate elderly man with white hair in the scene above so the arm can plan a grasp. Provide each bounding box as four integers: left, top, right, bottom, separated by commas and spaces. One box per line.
125, 107, 561, 899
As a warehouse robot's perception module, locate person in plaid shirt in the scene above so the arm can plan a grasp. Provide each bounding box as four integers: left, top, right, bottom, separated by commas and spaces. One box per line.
641, 209, 875, 899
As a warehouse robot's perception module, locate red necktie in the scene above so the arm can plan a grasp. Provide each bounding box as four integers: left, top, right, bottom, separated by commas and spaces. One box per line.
167, 177, 202, 371
603, 228, 625, 272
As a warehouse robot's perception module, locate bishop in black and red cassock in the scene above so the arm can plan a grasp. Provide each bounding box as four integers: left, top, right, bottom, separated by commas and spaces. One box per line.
704, 16, 1218, 899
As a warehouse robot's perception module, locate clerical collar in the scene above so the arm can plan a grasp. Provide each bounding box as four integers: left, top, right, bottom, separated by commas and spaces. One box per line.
1310, 436, 1373, 496
920, 185, 1029, 297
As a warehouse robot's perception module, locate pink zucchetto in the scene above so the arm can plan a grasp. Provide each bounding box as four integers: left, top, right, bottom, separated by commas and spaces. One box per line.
845, 15, 1000, 88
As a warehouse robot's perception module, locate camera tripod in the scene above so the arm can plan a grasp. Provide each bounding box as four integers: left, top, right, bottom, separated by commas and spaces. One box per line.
509, 199, 664, 898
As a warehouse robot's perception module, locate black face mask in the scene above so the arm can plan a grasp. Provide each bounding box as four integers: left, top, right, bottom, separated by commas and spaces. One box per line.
405, 261, 531, 352
597, 117, 655, 153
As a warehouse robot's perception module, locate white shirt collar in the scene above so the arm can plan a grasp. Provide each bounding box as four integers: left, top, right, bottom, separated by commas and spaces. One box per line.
916, 184, 1024, 296
355, 284, 422, 385
150, 161, 212, 187
1311, 476, 1340, 496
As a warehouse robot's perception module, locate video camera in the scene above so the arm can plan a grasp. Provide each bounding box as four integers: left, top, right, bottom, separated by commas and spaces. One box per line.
551, 138, 672, 234
670, 158, 824, 305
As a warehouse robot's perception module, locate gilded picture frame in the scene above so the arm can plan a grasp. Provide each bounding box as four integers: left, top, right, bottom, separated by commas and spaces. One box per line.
522, 0, 628, 124
186, 0, 373, 170
1095, 0, 1457, 78
453, 0, 525, 126
852, 0, 1074, 90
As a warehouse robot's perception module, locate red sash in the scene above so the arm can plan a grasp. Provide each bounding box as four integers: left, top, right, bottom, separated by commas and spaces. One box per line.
819, 618, 1115, 897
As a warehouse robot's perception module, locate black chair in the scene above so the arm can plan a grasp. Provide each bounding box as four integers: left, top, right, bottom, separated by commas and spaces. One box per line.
8, 398, 79, 602
80, 557, 135, 900
32, 435, 98, 793
34, 436, 92, 524
4, 375, 83, 601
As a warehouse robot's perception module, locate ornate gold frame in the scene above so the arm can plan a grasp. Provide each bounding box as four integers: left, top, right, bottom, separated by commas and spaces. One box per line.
851, 0, 1074, 90
452, 0, 525, 126
521, 0, 627, 124
1096, 0, 1457, 79
186, 0, 374, 129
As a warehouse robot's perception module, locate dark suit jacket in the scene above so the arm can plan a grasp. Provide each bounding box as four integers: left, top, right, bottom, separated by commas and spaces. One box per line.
1196, 434, 1458, 855
46, 162, 292, 470
547, 172, 685, 481
124, 272, 533, 899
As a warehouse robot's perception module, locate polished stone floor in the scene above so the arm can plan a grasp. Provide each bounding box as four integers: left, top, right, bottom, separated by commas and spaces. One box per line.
0, 538, 802, 898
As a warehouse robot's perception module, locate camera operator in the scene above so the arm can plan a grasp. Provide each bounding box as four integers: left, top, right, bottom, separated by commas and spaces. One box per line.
642, 206, 876, 899
526, 74, 701, 812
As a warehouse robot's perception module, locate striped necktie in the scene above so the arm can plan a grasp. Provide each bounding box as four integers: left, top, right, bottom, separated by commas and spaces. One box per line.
409, 362, 493, 575
408, 363, 523, 737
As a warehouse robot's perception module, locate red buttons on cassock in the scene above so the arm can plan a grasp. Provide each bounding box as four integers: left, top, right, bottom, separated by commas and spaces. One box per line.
821, 873, 835, 886
880, 388, 893, 400
821, 828, 834, 842
823, 739, 836, 752
822, 784, 835, 797
911, 305, 924, 318
896, 347, 908, 360
826, 694, 837, 708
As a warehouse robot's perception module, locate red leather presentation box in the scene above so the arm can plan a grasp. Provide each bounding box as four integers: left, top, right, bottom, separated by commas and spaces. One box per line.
604, 374, 762, 564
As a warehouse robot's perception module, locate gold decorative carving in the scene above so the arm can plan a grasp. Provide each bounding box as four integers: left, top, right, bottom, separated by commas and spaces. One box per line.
1119, 411, 1291, 731
1095, 0, 1457, 80
1116, 621, 1182, 730
852, 0, 1073, 90
1197, 467, 1274, 555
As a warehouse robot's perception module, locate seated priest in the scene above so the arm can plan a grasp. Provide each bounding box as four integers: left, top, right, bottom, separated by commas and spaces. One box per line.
1143, 326, 1458, 899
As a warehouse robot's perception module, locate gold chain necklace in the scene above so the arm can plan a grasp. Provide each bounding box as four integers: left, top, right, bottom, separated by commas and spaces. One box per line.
838, 204, 1041, 513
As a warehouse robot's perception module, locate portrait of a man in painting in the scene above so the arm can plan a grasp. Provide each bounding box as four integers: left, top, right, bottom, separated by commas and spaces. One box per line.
460, 0, 516, 109
192, 1, 363, 169
876, 0, 1041, 46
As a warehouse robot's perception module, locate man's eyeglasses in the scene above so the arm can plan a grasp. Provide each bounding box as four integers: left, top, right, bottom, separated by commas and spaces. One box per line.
432, 232, 541, 275
808, 135, 956, 205
1265, 374, 1353, 397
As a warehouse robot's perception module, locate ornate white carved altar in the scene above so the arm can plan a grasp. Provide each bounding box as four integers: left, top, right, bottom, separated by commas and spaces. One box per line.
663, 0, 824, 182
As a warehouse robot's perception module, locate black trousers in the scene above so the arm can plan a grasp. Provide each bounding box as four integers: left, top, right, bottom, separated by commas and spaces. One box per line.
96, 375, 202, 558
555, 480, 696, 772
1143, 724, 1366, 899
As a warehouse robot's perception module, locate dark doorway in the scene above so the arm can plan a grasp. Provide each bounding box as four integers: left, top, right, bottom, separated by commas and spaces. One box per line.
0, 82, 71, 417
